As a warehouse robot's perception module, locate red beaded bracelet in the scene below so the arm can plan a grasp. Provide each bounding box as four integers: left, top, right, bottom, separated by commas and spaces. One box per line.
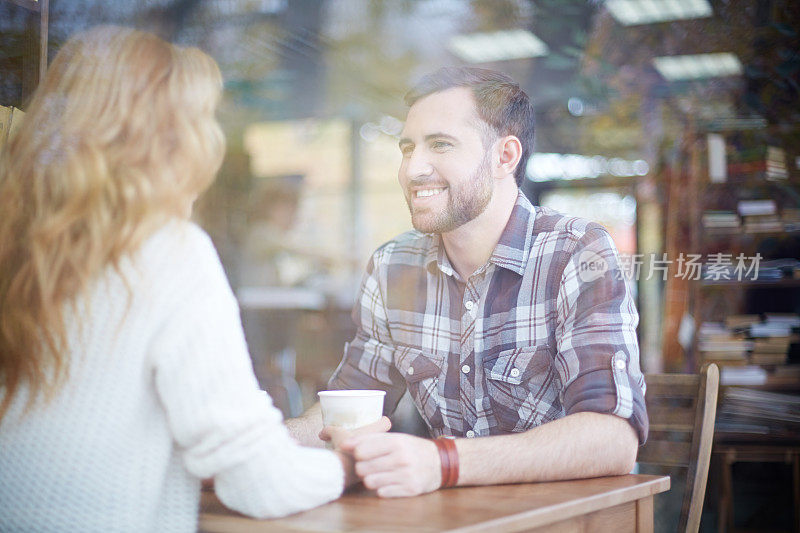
433, 436, 459, 488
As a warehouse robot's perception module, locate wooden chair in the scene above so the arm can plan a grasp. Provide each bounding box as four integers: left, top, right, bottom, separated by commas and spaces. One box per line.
637, 363, 720, 533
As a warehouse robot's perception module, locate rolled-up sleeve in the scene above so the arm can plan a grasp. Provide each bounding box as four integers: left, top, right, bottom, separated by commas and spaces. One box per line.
554, 225, 648, 444
328, 252, 406, 415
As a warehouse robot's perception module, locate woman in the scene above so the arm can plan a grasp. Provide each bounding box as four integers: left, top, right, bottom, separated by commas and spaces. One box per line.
0, 26, 349, 531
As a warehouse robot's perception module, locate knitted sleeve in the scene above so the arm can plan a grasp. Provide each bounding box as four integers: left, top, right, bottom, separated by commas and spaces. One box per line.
148, 224, 344, 519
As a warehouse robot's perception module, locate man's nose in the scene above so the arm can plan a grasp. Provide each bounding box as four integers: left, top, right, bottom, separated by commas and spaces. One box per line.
404, 150, 434, 179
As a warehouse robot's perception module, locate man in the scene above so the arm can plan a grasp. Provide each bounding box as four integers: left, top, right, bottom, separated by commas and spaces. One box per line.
287, 67, 647, 498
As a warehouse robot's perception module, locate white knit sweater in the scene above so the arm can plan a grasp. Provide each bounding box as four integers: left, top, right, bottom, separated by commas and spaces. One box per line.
0, 221, 344, 532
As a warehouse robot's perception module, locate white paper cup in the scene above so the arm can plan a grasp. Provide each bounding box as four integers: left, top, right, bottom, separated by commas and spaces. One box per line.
317, 390, 386, 430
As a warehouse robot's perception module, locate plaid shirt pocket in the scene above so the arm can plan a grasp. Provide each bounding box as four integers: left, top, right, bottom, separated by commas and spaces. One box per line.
483, 345, 561, 433
394, 345, 445, 431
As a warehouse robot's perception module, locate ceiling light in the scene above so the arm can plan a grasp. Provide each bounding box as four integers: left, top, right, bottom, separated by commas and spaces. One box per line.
208, 0, 286, 16
526, 153, 649, 181
653, 53, 743, 81
448, 30, 548, 64
606, 0, 712, 26
704, 116, 767, 131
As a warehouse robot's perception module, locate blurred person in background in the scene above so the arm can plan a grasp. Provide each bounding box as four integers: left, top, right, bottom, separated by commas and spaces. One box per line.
239, 176, 318, 289
288, 67, 647, 498
238, 176, 322, 409
0, 26, 356, 532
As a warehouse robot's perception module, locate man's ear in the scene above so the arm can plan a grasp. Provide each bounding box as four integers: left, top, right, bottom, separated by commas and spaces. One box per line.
496, 135, 523, 179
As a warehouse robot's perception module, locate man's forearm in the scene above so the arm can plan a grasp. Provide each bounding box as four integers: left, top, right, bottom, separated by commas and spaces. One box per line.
454, 412, 638, 486
285, 402, 325, 448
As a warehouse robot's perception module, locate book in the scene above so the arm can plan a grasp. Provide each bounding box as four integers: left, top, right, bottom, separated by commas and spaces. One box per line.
737, 199, 776, 217
702, 210, 740, 229
766, 146, 788, 180
750, 353, 788, 365
708, 133, 727, 182
742, 214, 782, 233
752, 338, 792, 353
750, 323, 792, 338
763, 313, 800, 328
698, 341, 753, 353
719, 366, 768, 386
725, 315, 761, 330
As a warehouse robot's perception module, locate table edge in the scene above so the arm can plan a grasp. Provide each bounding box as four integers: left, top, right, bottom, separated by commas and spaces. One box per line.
198, 475, 671, 533
445, 475, 671, 533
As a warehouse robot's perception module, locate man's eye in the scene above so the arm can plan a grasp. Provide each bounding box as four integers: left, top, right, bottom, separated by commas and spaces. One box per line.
432, 141, 452, 150
400, 146, 414, 156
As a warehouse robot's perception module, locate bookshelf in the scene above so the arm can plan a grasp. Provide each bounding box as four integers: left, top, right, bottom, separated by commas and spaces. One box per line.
673, 130, 800, 497
685, 125, 800, 375
684, 128, 800, 532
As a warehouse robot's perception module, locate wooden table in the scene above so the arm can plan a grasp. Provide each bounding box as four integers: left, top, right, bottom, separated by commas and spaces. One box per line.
199, 474, 670, 532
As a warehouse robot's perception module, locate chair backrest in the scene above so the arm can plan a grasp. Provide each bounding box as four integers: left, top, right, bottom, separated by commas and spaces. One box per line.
637, 363, 720, 533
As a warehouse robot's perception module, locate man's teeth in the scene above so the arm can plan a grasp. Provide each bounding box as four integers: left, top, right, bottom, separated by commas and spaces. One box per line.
416, 188, 445, 198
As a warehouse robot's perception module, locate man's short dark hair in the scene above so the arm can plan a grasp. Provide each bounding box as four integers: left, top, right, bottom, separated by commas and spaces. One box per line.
404, 67, 535, 187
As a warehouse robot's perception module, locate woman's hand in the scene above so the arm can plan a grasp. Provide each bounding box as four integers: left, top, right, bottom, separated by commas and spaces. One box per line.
318, 416, 392, 449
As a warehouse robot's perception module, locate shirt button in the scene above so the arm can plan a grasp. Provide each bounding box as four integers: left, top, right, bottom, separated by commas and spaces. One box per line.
465, 300, 474, 311
510, 368, 521, 378
461, 364, 471, 374
407, 366, 415, 376
466, 430, 475, 438
615, 359, 626, 371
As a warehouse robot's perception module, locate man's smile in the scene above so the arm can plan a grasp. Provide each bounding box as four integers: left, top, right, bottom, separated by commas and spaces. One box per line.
415, 187, 446, 198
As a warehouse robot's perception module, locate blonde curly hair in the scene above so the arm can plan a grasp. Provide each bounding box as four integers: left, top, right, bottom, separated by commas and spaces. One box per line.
0, 26, 225, 420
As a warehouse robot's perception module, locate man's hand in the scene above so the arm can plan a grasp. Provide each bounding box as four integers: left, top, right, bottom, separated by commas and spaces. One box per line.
339, 433, 442, 498
318, 416, 392, 450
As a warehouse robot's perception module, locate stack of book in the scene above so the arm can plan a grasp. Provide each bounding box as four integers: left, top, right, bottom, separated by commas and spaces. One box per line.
766, 146, 788, 180
743, 215, 783, 233
698, 314, 799, 368
716, 387, 800, 438
701, 210, 740, 231
750, 314, 800, 365
738, 199, 782, 233
751, 338, 791, 365
697, 321, 752, 366
726, 141, 788, 181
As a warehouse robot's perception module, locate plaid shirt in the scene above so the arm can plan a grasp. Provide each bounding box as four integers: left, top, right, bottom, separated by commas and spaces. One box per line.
330, 192, 648, 443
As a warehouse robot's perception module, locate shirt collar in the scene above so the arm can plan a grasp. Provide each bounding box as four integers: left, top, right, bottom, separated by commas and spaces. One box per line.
424, 191, 538, 278
489, 191, 538, 276
424, 238, 456, 278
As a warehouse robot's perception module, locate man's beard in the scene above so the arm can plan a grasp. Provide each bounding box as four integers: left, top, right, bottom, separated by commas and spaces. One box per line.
406, 151, 493, 234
